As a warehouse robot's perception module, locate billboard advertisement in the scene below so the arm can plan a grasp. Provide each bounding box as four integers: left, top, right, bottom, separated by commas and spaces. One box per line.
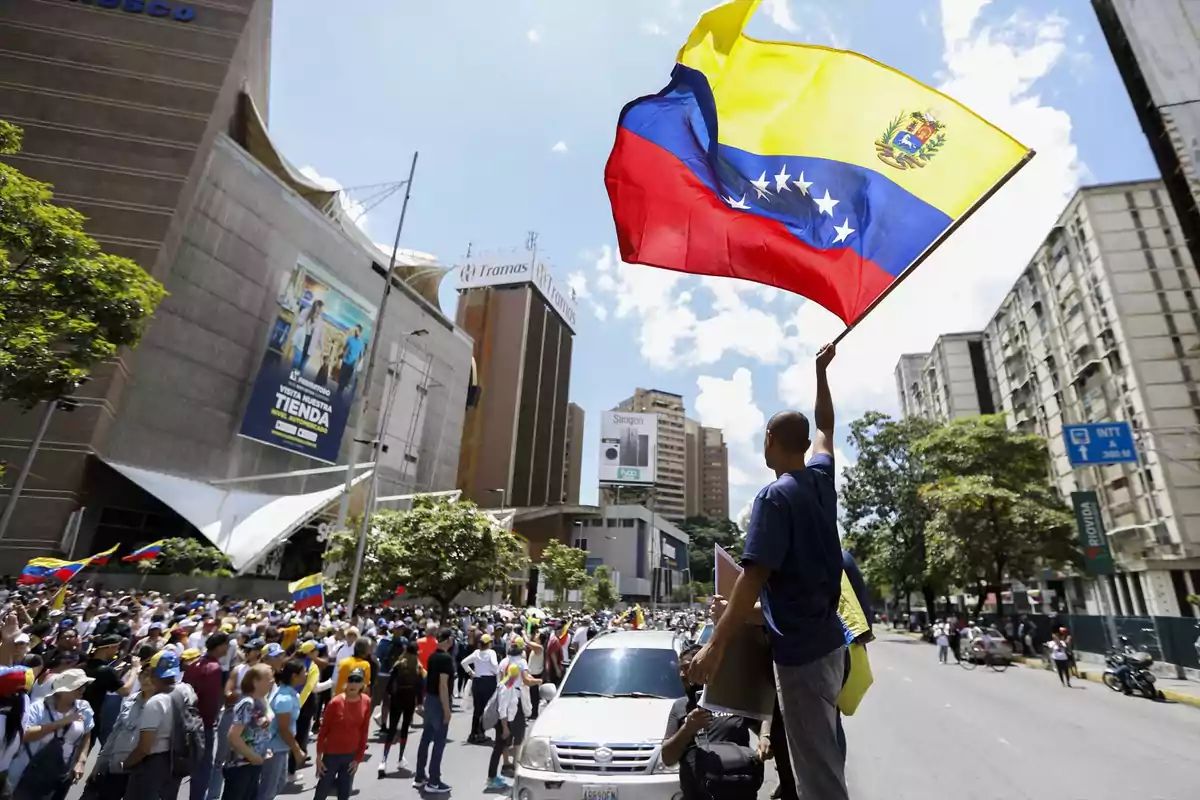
238, 255, 377, 463
456, 256, 578, 333
599, 411, 657, 485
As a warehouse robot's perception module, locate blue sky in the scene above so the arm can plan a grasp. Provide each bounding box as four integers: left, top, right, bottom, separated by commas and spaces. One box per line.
266, 0, 1159, 523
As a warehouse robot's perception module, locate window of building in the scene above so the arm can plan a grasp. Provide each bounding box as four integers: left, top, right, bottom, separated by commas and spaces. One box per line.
621, 519, 634, 528
574, 538, 588, 550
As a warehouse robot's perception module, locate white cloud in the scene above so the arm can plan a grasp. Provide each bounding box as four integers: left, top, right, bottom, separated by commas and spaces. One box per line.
640, 20, 667, 36
589, 247, 794, 369
550, 140, 568, 153
762, 0, 798, 32
526, 28, 540, 43
777, 0, 1084, 419
694, 368, 765, 446
567, 271, 589, 299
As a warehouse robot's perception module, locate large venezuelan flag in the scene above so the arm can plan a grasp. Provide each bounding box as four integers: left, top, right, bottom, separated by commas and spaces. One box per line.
605, 0, 1032, 325
289, 573, 325, 613
18, 557, 87, 585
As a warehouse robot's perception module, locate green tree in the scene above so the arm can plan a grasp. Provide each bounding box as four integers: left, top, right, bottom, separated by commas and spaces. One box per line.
916, 415, 1078, 615
539, 539, 589, 606
679, 516, 742, 585
584, 563, 620, 612
0, 120, 166, 406
325, 499, 528, 617
840, 411, 940, 612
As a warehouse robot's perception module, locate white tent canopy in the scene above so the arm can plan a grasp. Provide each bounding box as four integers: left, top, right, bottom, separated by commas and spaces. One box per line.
103, 460, 371, 573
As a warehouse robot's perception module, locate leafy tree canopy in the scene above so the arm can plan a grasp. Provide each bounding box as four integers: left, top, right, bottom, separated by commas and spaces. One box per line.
840, 411, 938, 602
584, 563, 620, 612
679, 516, 742, 585
0, 120, 166, 406
540, 539, 589, 604
325, 499, 528, 616
915, 415, 1078, 612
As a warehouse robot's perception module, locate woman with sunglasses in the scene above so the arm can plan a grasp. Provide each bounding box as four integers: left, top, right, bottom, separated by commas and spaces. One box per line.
314, 668, 369, 800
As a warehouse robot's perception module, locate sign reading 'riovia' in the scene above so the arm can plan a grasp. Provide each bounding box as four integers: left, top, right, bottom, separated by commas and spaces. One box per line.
69, 0, 197, 23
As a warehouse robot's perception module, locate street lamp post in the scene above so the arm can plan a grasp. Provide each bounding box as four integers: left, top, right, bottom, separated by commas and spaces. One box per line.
334, 151, 419, 534
488, 488, 508, 606
346, 328, 428, 611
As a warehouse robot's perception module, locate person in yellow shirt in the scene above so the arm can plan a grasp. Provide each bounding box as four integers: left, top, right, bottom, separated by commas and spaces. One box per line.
280, 622, 302, 652
335, 637, 372, 695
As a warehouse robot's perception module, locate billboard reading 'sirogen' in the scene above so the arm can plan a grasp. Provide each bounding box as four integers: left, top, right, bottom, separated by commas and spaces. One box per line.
599, 411, 657, 485
238, 255, 376, 463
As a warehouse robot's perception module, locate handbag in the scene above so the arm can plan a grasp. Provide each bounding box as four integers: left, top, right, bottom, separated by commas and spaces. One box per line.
688, 741, 763, 800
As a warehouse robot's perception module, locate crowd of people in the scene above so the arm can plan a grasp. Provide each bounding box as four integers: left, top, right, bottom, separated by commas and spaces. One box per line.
0, 343, 865, 800
0, 581, 703, 800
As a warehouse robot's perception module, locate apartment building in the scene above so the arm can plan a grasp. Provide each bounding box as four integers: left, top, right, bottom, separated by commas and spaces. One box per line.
684, 419, 730, 520
562, 403, 584, 504
894, 333, 998, 422
983, 180, 1200, 617
616, 390, 687, 522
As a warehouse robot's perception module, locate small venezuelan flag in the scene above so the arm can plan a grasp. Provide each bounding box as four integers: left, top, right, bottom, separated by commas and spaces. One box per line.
85, 543, 120, 567
122, 540, 166, 563
605, 0, 1032, 326
288, 574, 325, 613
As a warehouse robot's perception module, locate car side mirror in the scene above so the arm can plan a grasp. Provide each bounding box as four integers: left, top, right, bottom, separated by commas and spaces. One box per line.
540, 683, 558, 703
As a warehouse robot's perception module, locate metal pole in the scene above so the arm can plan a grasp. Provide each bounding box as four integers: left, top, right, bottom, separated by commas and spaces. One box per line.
0, 401, 57, 540
335, 151, 419, 533
344, 151, 419, 611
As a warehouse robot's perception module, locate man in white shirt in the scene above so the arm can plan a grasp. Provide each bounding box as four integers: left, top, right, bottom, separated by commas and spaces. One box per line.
334, 627, 359, 664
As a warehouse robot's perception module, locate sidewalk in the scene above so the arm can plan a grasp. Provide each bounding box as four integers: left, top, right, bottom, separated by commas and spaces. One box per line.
889, 628, 1200, 709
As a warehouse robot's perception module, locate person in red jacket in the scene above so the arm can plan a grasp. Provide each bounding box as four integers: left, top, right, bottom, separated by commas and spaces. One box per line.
314, 668, 370, 800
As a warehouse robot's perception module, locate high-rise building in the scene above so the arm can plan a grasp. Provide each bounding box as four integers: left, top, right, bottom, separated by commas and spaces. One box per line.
893, 333, 998, 422
700, 425, 730, 520
982, 180, 1200, 617
1092, 1, 1200, 273
455, 261, 578, 509
684, 418, 730, 519
616, 389, 687, 521
562, 403, 584, 504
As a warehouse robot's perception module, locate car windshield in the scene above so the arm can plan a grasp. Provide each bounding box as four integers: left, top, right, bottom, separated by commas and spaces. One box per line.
559, 646, 684, 699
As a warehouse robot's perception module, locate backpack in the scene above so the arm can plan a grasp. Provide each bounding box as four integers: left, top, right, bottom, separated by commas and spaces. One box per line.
480, 685, 501, 730
686, 741, 763, 800
168, 688, 206, 779
390, 655, 421, 691
14, 711, 71, 800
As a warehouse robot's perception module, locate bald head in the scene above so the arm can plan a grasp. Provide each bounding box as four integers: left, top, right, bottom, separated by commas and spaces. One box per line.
766, 411, 811, 455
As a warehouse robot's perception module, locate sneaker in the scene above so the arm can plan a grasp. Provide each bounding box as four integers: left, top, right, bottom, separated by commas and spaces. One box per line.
487, 777, 509, 791
400, 757, 410, 771
426, 781, 452, 794
378, 763, 387, 778
413, 777, 427, 789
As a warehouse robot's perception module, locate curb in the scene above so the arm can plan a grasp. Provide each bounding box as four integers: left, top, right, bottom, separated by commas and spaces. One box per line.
887, 629, 1200, 709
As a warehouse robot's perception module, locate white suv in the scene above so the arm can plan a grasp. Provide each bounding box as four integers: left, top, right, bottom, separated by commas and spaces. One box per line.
515, 630, 686, 800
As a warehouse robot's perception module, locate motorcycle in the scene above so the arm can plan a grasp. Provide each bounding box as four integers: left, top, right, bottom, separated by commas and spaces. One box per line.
1102, 641, 1163, 700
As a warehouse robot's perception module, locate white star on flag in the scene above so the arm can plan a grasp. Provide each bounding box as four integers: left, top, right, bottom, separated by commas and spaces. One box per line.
751, 171, 771, 199
725, 194, 751, 210
833, 219, 856, 244
774, 165, 791, 192
814, 189, 839, 216
793, 172, 813, 195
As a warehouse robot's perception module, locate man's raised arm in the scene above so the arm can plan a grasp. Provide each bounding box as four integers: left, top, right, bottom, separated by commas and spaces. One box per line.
813, 343, 836, 458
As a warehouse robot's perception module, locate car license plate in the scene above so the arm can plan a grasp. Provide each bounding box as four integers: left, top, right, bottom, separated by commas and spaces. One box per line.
584, 787, 617, 800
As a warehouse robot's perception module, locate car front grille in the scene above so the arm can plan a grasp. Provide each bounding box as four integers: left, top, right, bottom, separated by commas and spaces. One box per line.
552, 742, 659, 773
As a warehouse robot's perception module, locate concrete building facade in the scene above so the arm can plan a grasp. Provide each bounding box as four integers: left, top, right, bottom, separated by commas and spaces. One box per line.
684, 418, 729, 520
982, 180, 1200, 617
0, 1, 475, 574
894, 333, 997, 422
562, 402, 584, 505
615, 390, 687, 522
1093, 0, 1200, 274
455, 280, 574, 510
573, 504, 689, 601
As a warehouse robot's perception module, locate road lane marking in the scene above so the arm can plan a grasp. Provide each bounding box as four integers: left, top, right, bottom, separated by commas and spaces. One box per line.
998, 737, 1010, 746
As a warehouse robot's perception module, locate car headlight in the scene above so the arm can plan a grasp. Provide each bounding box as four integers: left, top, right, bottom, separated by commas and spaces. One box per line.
519, 736, 555, 771
653, 751, 678, 774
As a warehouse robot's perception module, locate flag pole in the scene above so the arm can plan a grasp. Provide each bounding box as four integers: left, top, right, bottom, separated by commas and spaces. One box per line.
831, 149, 1036, 346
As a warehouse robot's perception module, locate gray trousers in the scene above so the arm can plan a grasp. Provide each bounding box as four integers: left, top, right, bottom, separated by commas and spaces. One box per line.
774, 647, 848, 800
124, 753, 181, 800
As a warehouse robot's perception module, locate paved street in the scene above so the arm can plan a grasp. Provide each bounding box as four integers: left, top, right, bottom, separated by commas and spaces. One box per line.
842, 632, 1200, 799
71, 634, 1200, 800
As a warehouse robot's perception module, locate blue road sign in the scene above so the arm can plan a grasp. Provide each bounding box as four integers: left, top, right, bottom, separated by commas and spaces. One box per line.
1062, 422, 1139, 467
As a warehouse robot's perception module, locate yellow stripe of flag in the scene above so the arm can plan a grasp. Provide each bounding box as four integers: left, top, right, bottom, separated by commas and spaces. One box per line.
288, 573, 323, 594
677, 0, 1029, 218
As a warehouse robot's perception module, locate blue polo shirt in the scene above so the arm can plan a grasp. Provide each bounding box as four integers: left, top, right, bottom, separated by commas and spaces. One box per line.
742, 453, 844, 666
342, 335, 365, 366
